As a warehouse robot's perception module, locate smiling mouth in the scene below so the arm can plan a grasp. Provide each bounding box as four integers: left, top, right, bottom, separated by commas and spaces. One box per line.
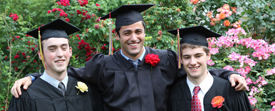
55, 60, 65, 63
189, 66, 200, 70
129, 43, 138, 46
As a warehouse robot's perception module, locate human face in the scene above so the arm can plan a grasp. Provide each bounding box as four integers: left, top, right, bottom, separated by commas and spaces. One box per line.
40, 38, 72, 75
116, 21, 145, 60
181, 47, 210, 79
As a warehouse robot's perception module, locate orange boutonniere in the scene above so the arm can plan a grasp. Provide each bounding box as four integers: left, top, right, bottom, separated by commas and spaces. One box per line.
211, 96, 224, 108
211, 96, 229, 110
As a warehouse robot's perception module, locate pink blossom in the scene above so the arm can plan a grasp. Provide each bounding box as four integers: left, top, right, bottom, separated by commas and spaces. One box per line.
207, 59, 215, 66
266, 68, 275, 76
248, 96, 257, 106
246, 77, 253, 85
244, 58, 257, 67
271, 101, 275, 107
47, 10, 52, 13
236, 68, 248, 77
223, 65, 234, 71
228, 52, 241, 61
209, 47, 219, 55
207, 37, 217, 47
260, 79, 268, 86
217, 7, 223, 12
244, 66, 251, 73
216, 36, 235, 48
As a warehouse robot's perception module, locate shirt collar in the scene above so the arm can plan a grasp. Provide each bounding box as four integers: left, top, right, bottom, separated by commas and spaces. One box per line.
186, 71, 213, 96
40, 71, 68, 90
120, 46, 146, 62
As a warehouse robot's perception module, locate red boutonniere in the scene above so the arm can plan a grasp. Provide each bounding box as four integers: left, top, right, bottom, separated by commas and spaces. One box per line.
145, 54, 160, 73
211, 96, 229, 110
145, 54, 160, 66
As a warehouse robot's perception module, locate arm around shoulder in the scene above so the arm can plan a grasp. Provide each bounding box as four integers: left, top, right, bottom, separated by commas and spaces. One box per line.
68, 53, 105, 85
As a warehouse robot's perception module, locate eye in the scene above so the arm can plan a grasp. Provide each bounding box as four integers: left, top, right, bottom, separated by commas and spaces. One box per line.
195, 55, 202, 58
62, 46, 67, 50
49, 47, 55, 51
183, 56, 190, 59
136, 30, 142, 34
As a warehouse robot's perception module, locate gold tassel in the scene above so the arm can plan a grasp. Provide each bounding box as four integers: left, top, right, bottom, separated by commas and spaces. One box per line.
177, 28, 181, 69
108, 12, 113, 55
38, 27, 47, 70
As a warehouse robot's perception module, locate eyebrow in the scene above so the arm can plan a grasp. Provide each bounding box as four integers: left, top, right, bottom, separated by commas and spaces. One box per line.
122, 28, 143, 33
182, 53, 204, 56
48, 44, 68, 48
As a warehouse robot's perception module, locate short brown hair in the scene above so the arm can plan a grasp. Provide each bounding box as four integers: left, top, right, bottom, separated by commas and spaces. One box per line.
180, 43, 210, 56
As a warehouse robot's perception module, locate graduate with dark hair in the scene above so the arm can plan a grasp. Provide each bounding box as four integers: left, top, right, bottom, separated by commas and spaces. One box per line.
167, 26, 252, 111
8, 19, 103, 111
11, 5, 247, 111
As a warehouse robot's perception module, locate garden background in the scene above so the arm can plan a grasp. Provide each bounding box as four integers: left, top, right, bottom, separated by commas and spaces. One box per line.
1, 0, 275, 110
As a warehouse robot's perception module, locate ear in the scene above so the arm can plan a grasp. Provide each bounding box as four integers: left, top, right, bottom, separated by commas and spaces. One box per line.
207, 53, 211, 61
69, 46, 72, 57
115, 32, 120, 40
38, 51, 42, 60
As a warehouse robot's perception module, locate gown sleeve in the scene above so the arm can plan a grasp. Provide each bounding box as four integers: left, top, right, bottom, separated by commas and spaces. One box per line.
8, 88, 34, 111
229, 90, 253, 111
67, 53, 105, 85
208, 69, 240, 80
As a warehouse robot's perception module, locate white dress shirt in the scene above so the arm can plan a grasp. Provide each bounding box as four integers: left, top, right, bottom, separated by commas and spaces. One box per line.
40, 71, 68, 91
186, 72, 214, 111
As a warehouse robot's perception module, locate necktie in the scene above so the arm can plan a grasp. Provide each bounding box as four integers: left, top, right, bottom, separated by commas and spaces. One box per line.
191, 86, 202, 111
130, 59, 140, 69
58, 82, 66, 96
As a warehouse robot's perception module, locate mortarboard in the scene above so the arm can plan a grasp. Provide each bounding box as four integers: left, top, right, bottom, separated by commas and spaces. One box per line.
167, 25, 221, 47
26, 18, 80, 70
27, 18, 80, 41
101, 4, 154, 28
167, 26, 221, 69
101, 4, 154, 55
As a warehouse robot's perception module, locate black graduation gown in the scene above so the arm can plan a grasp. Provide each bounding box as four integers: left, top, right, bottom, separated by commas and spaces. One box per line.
168, 76, 252, 111
67, 47, 238, 111
8, 76, 103, 111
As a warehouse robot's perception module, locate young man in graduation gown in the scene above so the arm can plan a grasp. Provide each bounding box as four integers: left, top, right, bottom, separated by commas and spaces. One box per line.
167, 26, 252, 111
8, 19, 103, 111
11, 4, 248, 111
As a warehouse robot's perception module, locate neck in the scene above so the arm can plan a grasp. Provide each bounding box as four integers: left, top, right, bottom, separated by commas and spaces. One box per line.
187, 71, 208, 85
45, 70, 67, 81
122, 47, 144, 61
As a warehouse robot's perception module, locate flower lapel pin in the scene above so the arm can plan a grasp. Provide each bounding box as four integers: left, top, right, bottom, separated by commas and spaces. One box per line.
75, 81, 88, 95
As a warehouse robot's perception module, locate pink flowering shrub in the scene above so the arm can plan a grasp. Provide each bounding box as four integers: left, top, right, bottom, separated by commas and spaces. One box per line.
208, 27, 275, 110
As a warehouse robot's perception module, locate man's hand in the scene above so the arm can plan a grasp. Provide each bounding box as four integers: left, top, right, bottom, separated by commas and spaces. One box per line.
11, 76, 32, 98
229, 74, 248, 91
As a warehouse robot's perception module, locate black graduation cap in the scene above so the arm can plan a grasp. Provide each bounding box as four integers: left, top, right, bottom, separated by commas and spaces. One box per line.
27, 18, 80, 41
101, 4, 154, 28
167, 26, 221, 47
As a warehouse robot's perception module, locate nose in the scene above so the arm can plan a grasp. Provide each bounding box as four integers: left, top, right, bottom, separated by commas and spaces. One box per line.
56, 48, 64, 57
189, 57, 197, 66
131, 33, 138, 41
